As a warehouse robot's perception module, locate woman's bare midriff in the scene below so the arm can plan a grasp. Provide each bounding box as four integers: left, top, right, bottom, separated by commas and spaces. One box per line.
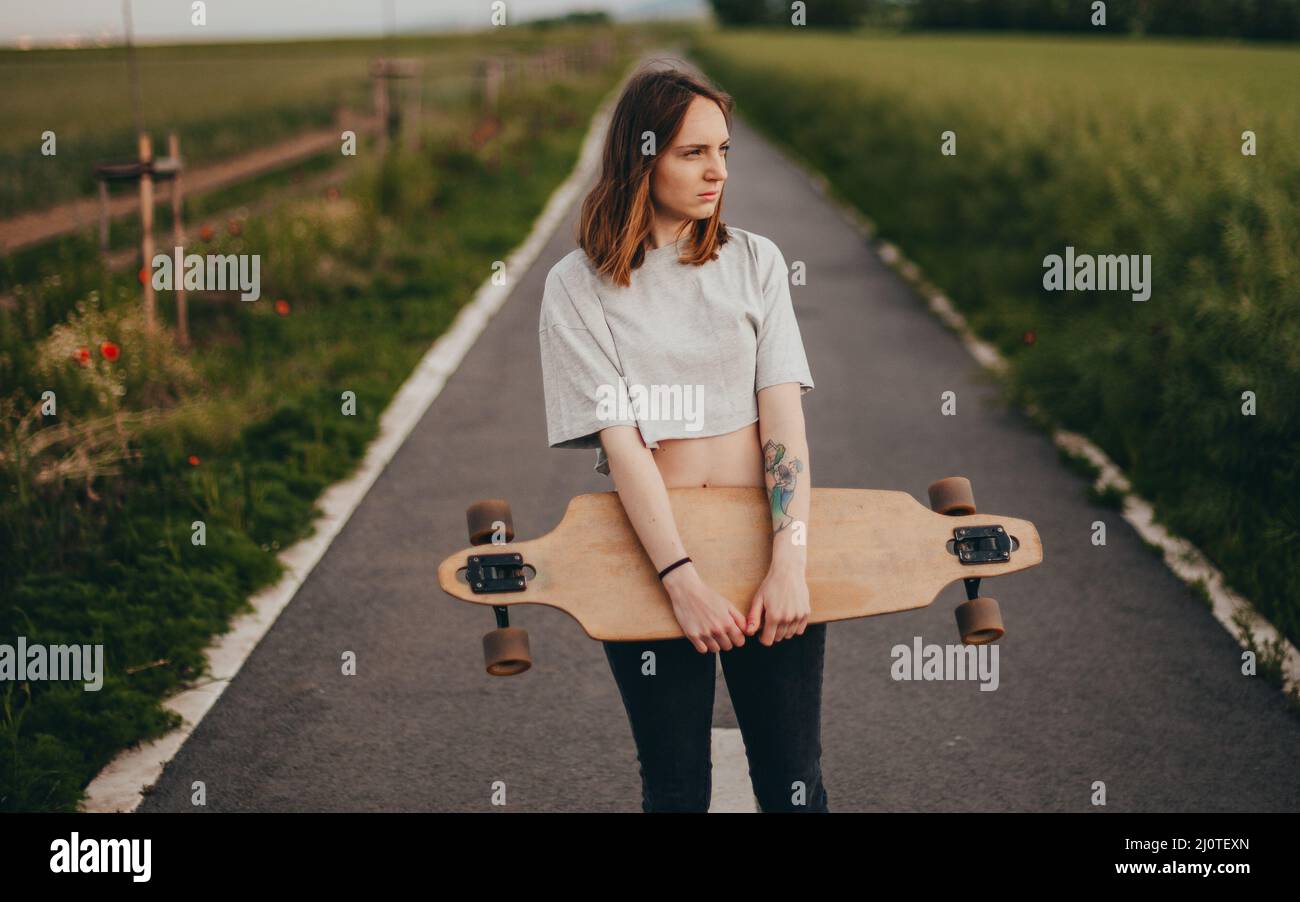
652, 420, 765, 489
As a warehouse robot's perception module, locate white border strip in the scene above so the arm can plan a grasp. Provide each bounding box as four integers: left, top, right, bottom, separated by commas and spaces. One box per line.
792, 155, 1300, 700
80, 53, 657, 813
709, 727, 759, 812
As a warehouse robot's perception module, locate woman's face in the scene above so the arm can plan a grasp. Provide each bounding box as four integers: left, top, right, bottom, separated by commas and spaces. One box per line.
649, 96, 729, 228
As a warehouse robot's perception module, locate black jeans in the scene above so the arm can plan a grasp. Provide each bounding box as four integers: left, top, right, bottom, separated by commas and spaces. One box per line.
602, 622, 829, 813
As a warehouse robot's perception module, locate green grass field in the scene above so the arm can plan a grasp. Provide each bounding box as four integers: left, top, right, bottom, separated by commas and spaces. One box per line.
690, 29, 1300, 663
0, 28, 610, 217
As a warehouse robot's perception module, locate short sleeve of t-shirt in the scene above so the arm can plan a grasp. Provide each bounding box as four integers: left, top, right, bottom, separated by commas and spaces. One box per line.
538, 267, 637, 451
753, 235, 814, 396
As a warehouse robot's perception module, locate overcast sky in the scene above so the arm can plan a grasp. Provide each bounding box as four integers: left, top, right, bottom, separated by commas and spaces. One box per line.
1, 0, 708, 47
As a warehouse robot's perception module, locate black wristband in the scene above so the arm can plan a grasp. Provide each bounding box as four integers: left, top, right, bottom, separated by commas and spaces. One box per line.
657, 556, 692, 581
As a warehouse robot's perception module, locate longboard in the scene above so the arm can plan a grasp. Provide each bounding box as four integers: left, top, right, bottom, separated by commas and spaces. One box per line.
437, 478, 1043, 675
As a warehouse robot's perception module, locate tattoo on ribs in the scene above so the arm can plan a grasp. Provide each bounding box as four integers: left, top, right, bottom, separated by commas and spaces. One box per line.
763, 438, 804, 534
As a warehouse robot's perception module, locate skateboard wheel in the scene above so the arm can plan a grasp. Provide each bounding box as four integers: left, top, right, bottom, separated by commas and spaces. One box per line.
483, 627, 531, 676
467, 499, 514, 546
928, 476, 976, 516
955, 596, 1003, 644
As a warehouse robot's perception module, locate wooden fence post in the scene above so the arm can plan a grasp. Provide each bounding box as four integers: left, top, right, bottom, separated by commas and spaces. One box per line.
168, 131, 188, 348
372, 62, 389, 155
138, 132, 156, 331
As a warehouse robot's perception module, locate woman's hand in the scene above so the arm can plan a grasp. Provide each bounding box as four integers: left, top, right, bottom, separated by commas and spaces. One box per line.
747, 559, 810, 646
662, 564, 749, 654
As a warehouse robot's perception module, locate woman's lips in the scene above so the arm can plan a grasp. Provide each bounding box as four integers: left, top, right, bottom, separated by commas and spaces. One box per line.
698, 191, 718, 199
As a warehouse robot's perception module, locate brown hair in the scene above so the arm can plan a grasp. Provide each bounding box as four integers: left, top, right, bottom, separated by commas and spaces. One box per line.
576, 65, 734, 288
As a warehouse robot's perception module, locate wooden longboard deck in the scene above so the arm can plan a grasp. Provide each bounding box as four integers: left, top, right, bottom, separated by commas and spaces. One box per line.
437, 487, 1043, 642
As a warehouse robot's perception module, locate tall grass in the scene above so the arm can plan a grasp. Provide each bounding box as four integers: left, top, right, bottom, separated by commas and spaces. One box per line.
691, 29, 1300, 648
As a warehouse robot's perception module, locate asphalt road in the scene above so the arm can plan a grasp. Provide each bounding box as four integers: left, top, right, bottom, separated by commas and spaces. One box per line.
137, 89, 1300, 813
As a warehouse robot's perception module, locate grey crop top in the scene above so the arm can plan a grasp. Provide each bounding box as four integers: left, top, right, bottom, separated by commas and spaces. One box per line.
538, 225, 814, 476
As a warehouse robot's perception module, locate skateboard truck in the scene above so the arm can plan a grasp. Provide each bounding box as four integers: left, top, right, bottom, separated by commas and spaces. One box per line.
464, 500, 534, 676
465, 552, 529, 648
464, 552, 533, 674
952, 525, 1011, 564
466, 552, 527, 593
928, 477, 1008, 644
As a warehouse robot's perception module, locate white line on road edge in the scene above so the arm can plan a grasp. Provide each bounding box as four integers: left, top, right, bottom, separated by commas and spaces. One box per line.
80, 51, 670, 813
709, 728, 759, 813
787, 147, 1300, 702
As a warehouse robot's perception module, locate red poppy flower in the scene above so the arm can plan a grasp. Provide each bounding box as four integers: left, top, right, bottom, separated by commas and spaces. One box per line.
275, 299, 290, 316
73, 347, 91, 366
1023, 330, 1037, 345
138, 267, 148, 285
199, 223, 215, 242
188, 455, 200, 466
100, 340, 120, 361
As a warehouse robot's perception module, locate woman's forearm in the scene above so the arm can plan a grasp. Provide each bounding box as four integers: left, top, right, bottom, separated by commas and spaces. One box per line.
600, 426, 699, 587
758, 385, 810, 570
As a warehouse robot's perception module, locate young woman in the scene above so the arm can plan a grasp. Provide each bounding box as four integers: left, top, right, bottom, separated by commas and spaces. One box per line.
537, 67, 828, 813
